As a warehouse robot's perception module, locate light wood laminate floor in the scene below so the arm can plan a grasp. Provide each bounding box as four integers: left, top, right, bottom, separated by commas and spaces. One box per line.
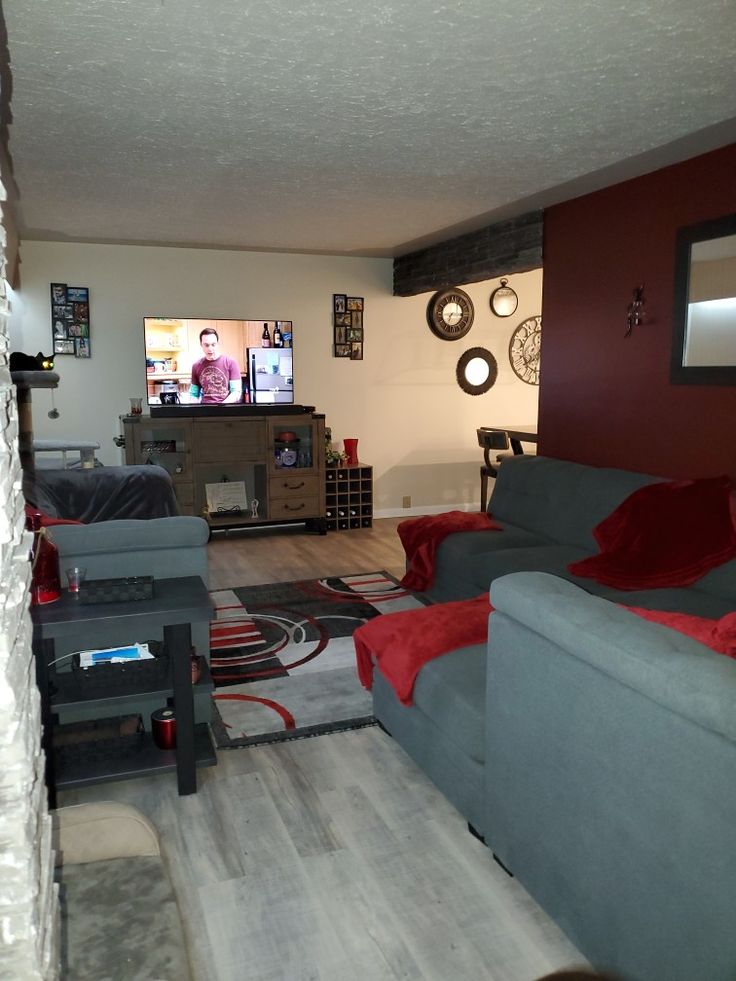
58, 520, 587, 980
205, 517, 408, 591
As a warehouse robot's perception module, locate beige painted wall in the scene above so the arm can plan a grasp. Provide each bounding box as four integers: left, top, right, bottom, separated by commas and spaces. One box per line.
11, 242, 541, 512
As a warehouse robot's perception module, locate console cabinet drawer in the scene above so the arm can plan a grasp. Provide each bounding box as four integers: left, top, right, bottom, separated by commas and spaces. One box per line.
269, 496, 321, 520
269, 474, 320, 501
193, 419, 265, 462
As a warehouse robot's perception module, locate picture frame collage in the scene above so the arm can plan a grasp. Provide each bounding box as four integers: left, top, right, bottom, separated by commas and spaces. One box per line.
333, 294, 364, 359
50, 282, 91, 358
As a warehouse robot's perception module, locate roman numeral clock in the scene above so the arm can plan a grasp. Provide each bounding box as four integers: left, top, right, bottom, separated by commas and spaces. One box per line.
427, 288, 474, 340
508, 315, 542, 385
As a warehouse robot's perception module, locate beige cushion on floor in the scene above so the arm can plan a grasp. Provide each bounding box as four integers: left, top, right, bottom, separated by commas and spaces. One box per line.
54, 801, 160, 865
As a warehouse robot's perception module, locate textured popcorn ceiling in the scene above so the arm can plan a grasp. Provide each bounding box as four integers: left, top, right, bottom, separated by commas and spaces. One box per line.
4, 0, 736, 256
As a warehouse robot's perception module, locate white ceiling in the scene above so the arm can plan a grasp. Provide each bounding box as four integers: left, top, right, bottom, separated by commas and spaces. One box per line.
4, 0, 736, 258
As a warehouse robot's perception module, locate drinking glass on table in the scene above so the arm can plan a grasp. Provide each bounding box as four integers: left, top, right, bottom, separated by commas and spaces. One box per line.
65, 567, 87, 594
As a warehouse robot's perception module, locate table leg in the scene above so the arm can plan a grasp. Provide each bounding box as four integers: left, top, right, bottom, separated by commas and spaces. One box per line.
33, 632, 57, 809
165, 622, 196, 795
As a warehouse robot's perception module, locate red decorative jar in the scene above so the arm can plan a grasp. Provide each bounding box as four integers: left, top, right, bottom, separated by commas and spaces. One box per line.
28, 514, 61, 606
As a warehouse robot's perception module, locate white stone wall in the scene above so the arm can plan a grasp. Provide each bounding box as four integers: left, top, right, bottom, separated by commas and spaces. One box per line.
0, 184, 59, 977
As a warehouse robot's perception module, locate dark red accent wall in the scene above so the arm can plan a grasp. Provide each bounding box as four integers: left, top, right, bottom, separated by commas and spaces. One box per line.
539, 142, 736, 480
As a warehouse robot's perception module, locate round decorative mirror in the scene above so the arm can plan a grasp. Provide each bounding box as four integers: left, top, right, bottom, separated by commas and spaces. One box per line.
456, 347, 498, 395
490, 278, 518, 318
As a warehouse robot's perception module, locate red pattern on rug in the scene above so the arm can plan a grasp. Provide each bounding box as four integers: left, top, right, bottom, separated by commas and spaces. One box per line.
215, 692, 296, 730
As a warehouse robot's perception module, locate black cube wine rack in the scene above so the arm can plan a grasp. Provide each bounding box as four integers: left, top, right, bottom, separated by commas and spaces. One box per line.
325, 465, 373, 531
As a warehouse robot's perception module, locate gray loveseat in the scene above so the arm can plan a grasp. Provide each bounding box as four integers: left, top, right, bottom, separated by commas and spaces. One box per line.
372, 455, 736, 981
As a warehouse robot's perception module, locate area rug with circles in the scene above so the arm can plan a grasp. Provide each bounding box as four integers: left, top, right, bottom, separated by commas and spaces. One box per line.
209, 572, 425, 749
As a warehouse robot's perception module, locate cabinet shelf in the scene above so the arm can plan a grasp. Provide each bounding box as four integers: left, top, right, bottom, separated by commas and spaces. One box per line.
54, 723, 216, 790
51, 660, 213, 709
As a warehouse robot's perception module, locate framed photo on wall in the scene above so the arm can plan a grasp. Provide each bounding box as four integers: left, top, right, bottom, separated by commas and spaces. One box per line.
50, 283, 91, 356
333, 292, 365, 358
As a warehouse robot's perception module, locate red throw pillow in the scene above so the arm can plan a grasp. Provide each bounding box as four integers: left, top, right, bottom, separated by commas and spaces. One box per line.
627, 607, 736, 659
568, 476, 736, 589
25, 504, 84, 527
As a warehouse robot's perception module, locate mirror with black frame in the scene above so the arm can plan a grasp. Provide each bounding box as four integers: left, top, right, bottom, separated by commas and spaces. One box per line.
671, 211, 736, 384
456, 347, 498, 396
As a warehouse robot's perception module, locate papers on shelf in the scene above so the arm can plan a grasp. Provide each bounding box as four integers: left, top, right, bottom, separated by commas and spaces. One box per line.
77, 643, 154, 669
205, 480, 248, 514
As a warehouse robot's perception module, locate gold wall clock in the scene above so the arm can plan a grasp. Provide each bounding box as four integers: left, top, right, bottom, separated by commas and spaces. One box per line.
509, 314, 541, 385
427, 287, 474, 340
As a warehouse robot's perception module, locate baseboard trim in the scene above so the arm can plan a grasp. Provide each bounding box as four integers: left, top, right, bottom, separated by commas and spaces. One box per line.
375, 503, 478, 518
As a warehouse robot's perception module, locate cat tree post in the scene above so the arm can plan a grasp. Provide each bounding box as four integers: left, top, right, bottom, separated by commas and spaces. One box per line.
10, 370, 59, 477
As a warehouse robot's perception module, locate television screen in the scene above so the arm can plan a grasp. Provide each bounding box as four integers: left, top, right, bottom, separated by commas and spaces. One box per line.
142, 318, 293, 408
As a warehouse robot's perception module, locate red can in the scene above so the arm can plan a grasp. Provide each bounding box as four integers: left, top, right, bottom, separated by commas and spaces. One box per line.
151, 708, 177, 749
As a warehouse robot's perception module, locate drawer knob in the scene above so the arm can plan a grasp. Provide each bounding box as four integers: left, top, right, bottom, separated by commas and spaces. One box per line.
284, 481, 305, 489
285, 502, 305, 511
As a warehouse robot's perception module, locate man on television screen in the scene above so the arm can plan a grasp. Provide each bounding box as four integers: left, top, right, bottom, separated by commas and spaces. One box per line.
189, 328, 242, 404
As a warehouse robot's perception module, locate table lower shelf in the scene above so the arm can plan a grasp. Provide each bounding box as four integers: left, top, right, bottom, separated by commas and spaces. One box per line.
54, 723, 216, 791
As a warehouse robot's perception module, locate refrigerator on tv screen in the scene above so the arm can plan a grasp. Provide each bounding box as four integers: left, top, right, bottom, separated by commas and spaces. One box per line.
247, 348, 294, 404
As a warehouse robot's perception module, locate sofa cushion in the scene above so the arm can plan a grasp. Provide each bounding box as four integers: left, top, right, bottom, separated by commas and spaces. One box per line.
693, 556, 736, 604
398, 511, 501, 590
412, 643, 487, 764
425, 523, 554, 601
568, 475, 736, 590
468, 545, 608, 595
438, 522, 551, 561
597, 586, 736, 619
489, 456, 659, 551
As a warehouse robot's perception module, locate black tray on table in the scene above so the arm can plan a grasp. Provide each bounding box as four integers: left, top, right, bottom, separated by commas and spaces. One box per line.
78, 575, 154, 604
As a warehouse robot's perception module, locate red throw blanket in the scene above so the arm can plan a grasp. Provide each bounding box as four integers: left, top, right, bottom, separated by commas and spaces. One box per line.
568, 476, 736, 589
354, 594, 492, 705
398, 510, 502, 591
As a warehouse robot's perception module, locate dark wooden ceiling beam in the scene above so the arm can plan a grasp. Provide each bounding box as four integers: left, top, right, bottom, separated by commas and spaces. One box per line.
393, 210, 543, 297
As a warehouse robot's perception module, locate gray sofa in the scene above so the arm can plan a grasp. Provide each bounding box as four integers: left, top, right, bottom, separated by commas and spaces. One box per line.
372, 455, 736, 981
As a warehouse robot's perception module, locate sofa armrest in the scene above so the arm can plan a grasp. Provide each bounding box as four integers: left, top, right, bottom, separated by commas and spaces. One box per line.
489, 571, 736, 742
48, 515, 209, 555
48, 516, 210, 586
54, 802, 160, 866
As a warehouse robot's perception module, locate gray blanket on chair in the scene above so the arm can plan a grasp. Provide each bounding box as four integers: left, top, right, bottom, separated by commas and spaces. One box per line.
24, 465, 180, 521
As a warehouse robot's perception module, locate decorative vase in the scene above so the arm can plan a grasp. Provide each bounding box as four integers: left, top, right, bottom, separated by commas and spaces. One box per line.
344, 438, 359, 466
29, 515, 61, 605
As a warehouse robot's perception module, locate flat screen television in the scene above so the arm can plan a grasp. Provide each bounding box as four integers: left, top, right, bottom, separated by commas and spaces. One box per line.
142, 317, 294, 412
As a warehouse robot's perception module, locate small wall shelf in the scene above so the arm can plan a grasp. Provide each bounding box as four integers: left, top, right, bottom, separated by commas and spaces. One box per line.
325, 464, 373, 531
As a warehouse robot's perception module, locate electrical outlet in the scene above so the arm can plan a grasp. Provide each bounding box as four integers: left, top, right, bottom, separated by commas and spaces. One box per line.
402, 495, 411, 508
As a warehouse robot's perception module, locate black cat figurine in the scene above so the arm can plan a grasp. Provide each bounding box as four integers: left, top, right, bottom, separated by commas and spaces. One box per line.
10, 351, 55, 372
